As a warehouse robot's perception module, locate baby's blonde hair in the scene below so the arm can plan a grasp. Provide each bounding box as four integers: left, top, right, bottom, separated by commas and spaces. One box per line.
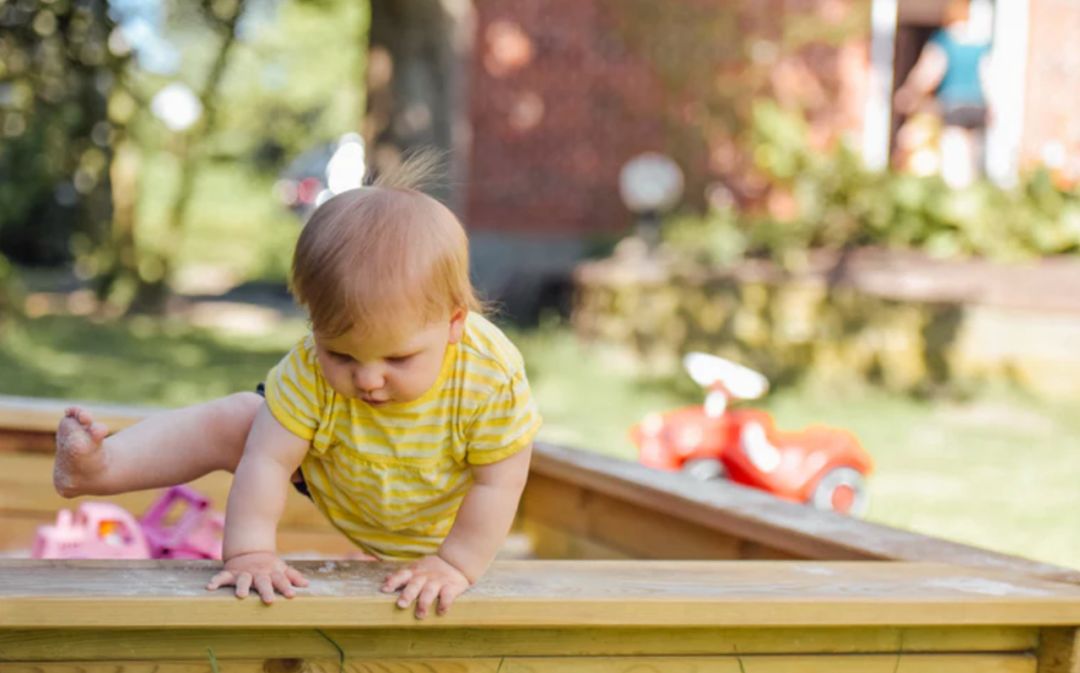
290, 152, 481, 339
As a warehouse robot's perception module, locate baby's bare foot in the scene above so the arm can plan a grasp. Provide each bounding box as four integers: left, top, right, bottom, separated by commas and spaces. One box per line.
54, 407, 110, 497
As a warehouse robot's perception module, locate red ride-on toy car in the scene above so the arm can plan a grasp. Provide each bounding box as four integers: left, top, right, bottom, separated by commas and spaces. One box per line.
630, 353, 873, 516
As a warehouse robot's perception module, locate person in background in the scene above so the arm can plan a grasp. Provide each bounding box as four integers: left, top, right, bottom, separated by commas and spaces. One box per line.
894, 0, 992, 188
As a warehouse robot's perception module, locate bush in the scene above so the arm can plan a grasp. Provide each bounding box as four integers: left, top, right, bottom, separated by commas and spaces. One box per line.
665, 101, 1080, 266
0, 254, 23, 324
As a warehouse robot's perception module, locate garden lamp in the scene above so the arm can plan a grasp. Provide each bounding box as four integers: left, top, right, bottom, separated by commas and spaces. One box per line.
618, 152, 684, 250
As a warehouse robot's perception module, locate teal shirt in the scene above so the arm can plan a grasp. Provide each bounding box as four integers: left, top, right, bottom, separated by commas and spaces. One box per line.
931, 29, 990, 106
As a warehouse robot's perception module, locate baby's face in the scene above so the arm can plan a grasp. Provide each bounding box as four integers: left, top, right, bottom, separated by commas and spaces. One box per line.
313, 309, 465, 407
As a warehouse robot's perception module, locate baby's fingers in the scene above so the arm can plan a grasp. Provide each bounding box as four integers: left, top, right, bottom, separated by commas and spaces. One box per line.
254, 575, 276, 604
270, 571, 296, 599
382, 568, 413, 593
397, 576, 428, 609
206, 570, 236, 591
437, 584, 465, 616
414, 581, 442, 619
235, 572, 253, 598
285, 565, 309, 587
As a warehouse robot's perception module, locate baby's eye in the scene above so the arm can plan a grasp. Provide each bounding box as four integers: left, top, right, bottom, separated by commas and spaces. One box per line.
387, 354, 413, 364
329, 351, 354, 362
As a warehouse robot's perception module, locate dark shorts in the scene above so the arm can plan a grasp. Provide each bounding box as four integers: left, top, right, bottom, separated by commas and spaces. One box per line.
254, 382, 313, 501
941, 103, 987, 130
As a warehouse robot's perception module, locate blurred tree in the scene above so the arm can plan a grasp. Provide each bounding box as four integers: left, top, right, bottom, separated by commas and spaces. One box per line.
2, 0, 368, 311
0, 0, 123, 266
125, 0, 249, 313
363, 0, 468, 205
0, 250, 20, 326
108, 0, 368, 312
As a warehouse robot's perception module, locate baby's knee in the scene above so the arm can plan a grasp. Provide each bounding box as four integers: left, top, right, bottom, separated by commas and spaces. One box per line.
204, 392, 264, 471
205, 392, 263, 439
222, 391, 263, 426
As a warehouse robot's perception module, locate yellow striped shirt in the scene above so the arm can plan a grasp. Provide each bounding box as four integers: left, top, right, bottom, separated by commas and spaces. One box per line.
263, 313, 542, 559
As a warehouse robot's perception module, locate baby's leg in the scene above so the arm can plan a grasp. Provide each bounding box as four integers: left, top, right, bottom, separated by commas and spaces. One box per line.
54, 392, 262, 497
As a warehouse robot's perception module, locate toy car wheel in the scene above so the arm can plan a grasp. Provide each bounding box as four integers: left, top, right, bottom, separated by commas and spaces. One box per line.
810, 467, 868, 517
682, 458, 727, 481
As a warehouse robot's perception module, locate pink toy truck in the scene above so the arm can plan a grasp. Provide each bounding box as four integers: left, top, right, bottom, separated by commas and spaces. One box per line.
139, 485, 224, 560
33, 485, 224, 560
32, 501, 151, 560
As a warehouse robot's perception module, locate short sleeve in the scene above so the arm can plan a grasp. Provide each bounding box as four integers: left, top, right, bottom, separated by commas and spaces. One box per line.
264, 338, 327, 441
465, 368, 542, 465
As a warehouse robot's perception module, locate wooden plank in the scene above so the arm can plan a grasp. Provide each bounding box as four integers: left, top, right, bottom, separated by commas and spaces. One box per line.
0, 658, 1039, 673
0, 452, 330, 529
518, 519, 632, 560
529, 443, 1080, 584
0, 662, 500, 673
0, 429, 53, 453
500, 659, 742, 673
0, 626, 1040, 660
2, 560, 1080, 628
521, 470, 795, 561
521, 474, 742, 559
502, 655, 1035, 673
1039, 628, 1080, 673
0, 395, 152, 434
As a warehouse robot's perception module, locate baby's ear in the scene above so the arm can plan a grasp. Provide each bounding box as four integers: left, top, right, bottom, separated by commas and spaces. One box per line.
448, 308, 467, 344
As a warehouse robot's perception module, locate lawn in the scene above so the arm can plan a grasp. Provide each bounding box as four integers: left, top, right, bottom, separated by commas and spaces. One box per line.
1, 310, 1077, 570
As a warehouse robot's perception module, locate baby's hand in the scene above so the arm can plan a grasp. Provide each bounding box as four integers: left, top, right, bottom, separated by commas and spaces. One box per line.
381, 554, 472, 619
206, 551, 309, 604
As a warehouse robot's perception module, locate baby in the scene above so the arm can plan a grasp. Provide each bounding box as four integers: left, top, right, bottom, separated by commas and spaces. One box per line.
53, 157, 542, 618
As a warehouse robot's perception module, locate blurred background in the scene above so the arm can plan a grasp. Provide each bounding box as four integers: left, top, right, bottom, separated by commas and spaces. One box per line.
0, 0, 1078, 567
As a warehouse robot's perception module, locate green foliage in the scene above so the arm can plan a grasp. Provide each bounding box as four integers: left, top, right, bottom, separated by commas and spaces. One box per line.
0, 253, 22, 322
208, 0, 368, 169
0, 313, 305, 405
667, 101, 1080, 265
0, 0, 121, 264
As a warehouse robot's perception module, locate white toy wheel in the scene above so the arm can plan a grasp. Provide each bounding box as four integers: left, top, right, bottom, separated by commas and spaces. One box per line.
682, 457, 727, 481
810, 467, 869, 517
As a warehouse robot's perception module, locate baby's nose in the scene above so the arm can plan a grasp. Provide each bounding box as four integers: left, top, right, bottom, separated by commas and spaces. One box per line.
353, 366, 384, 392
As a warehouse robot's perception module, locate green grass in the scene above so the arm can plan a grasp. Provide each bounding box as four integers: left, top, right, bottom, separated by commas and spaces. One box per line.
1, 313, 1077, 570
511, 325, 1080, 570
0, 314, 306, 406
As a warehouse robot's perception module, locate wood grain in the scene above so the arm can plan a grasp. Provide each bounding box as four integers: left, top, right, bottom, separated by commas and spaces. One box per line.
0, 626, 1039, 660
1, 560, 1079, 628
1038, 627, 1080, 673
0, 655, 1040, 673
528, 443, 1080, 583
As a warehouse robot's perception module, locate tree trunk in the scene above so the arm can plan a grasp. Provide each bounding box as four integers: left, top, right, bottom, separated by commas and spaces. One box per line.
364, 0, 473, 209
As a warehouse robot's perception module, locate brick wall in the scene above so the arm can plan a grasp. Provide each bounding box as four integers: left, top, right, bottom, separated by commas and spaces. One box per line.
465, 0, 871, 239
464, 0, 667, 237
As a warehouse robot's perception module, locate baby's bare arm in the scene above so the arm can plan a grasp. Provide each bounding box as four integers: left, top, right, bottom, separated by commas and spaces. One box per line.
382, 444, 532, 618
438, 444, 533, 582
223, 404, 308, 556
207, 405, 309, 603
